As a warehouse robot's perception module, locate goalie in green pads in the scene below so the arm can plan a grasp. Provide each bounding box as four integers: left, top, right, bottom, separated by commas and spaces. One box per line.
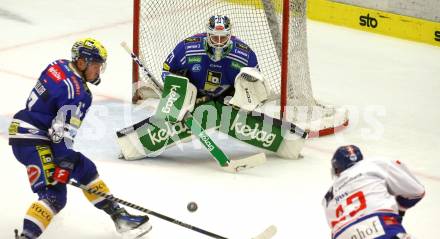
117, 71, 307, 166
117, 15, 306, 171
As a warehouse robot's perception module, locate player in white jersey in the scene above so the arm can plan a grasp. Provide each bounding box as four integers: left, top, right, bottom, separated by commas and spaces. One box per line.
322, 145, 425, 239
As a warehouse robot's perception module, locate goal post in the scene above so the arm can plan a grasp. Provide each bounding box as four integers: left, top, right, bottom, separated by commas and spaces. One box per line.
132, 0, 348, 137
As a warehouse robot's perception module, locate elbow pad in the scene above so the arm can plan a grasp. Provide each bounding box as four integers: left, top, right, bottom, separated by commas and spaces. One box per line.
396, 195, 424, 210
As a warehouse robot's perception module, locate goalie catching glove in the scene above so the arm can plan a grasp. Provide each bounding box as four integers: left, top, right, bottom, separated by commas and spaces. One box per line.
229, 67, 270, 111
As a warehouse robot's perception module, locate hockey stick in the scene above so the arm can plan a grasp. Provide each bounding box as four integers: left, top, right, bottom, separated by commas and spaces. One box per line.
68, 180, 276, 239
120, 41, 266, 172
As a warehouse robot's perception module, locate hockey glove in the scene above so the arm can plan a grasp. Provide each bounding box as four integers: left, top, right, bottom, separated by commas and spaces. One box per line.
52, 153, 79, 184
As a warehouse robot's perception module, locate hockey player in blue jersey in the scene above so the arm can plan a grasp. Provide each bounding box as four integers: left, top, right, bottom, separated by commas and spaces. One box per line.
162, 15, 259, 97
9, 38, 151, 238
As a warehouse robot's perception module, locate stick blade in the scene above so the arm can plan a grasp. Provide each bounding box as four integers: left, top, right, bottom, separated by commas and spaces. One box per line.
222, 153, 267, 173
252, 225, 277, 239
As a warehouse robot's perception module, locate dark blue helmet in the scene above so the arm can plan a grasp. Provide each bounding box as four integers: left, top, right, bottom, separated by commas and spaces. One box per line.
331, 145, 363, 176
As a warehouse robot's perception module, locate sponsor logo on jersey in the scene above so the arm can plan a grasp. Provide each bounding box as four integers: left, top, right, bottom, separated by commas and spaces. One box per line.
192, 64, 201, 72
435, 31, 440, 42
235, 42, 249, 52
161, 85, 181, 114
185, 44, 200, 50
184, 37, 201, 43
235, 49, 248, 57
209, 63, 222, 68
188, 56, 202, 63
204, 70, 222, 91
337, 216, 385, 239
359, 14, 378, 28
335, 192, 348, 203
27, 165, 41, 186
146, 121, 191, 145
70, 76, 81, 96
230, 114, 276, 147
47, 65, 66, 83
36, 145, 55, 185
230, 61, 244, 70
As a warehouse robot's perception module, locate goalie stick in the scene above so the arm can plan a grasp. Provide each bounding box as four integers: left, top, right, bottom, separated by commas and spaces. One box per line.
68, 180, 276, 239
120, 41, 266, 172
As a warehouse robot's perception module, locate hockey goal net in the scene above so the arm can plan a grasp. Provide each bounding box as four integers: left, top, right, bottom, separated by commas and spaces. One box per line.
132, 0, 348, 138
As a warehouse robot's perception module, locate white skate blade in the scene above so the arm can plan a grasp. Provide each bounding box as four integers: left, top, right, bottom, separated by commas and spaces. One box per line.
120, 222, 152, 239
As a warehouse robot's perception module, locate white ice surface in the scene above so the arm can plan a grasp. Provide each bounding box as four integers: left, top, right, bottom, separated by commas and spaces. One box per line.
0, 1, 439, 238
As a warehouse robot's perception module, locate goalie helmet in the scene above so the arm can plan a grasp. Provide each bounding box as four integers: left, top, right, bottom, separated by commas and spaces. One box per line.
206, 15, 232, 62
71, 38, 107, 85
331, 145, 363, 176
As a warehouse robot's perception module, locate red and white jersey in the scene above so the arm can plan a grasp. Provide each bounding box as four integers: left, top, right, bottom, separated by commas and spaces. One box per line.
322, 158, 425, 238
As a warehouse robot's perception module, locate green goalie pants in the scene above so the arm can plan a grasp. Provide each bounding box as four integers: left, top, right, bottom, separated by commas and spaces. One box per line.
128, 100, 306, 159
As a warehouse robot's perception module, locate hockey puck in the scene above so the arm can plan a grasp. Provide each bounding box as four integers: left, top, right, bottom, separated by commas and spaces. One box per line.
187, 202, 198, 212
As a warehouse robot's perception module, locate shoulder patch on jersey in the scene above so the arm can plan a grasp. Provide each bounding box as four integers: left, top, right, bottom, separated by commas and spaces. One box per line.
47, 64, 66, 83
184, 37, 201, 43
234, 49, 249, 58
185, 44, 202, 50
34, 81, 47, 96
235, 42, 249, 52
191, 64, 201, 72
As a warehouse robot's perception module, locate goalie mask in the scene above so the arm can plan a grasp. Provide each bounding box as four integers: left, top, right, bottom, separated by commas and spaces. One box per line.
71, 38, 108, 85
206, 15, 232, 62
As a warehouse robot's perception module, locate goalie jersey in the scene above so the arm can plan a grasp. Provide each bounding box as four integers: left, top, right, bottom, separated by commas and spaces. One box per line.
9, 59, 92, 155
161, 33, 259, 93
322, 158, 425, 239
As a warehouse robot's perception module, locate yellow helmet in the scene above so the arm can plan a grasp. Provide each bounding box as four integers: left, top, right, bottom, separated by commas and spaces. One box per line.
71, 38, 107, 85
71, 38, 107, 63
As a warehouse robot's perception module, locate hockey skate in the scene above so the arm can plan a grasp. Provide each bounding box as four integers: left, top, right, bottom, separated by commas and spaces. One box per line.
111, 208, 152, 238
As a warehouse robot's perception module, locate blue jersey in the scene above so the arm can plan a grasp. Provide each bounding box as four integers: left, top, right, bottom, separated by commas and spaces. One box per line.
161, 33, 259, 93
9, 59, 92, 157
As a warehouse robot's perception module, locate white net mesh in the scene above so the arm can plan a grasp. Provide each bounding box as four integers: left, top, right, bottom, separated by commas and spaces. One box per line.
138, 1, 284, 94
135, 0, 348, 135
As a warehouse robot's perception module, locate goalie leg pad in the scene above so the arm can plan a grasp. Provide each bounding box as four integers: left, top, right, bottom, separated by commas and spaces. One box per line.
117, 101, 222, 160
155, 74, 197, 122
117, 117, 194, 160
218, 104, 307, 159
